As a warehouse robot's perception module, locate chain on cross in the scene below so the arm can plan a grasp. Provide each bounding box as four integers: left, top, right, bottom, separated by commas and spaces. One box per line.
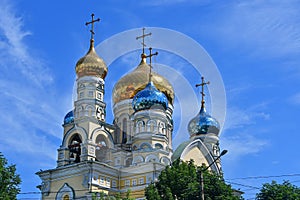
136, 27, 152, 54
85, 13, 100, 41
196, 76, 210, 107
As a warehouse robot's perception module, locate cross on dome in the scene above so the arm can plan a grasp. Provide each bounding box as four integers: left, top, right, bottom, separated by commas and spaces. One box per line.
196, 76, 210, 108
85, 13, 100, 41
145, 47, 158, 82
136, 27, 152, 54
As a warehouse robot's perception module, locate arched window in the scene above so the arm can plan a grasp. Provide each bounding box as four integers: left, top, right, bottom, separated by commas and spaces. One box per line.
122, 118, 127, 143
155, 143, 163, 150
95, 135, 108, 162
140, 143, 152, 152
68, 134, 82, 163
158, 122, 166, 134
86, 105, 94, 117
136, 121, 144, 134
125, 158, 132, 167
147, 120, 156, 132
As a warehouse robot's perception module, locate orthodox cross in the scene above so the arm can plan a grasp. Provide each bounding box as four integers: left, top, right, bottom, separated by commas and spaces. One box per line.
145, 47, 158, 82
85, 13, 100, 40
196, 76, 210, 107
136, 27, 152, 54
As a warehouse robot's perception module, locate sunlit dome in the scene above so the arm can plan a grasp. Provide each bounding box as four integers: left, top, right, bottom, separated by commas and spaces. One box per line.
132, 81, 168, 111
75, 40, 108, 79
112, 56, 174, 105
188, 106, 220, 136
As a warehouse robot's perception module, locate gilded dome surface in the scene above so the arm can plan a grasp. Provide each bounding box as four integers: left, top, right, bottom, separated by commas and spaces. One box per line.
132, 81, 168, 111
113, 58, 174, 105
188, 106, 220, 136
75, 40, 108, 79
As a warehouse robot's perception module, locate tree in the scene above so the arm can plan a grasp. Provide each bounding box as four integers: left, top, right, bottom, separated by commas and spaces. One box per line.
0, 152, 21, 200
145, 159, 241, 200
256, 180, 300, 200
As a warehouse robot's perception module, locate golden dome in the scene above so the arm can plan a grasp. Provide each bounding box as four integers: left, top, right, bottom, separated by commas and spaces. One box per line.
112, 56, 174, 105
75, 40, 108, 79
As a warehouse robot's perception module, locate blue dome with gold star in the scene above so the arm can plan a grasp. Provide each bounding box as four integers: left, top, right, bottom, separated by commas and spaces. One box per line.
64, 110, 74, 124
132, 81, 168, 111
188, 106, 220, 136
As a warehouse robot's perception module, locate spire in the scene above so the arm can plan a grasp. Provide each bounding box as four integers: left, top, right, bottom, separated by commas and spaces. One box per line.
85, 13, 100, 49
195, 76, 210, 108
136, 27, 152, 55
144, 47, 158, 82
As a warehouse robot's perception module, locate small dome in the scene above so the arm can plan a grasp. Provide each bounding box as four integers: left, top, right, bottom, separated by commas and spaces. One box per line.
188, 106, 220, 136
64, 110, 74, 124
132, 81, 168, 111
112, 57, 174, 105
75, 40, 108, 79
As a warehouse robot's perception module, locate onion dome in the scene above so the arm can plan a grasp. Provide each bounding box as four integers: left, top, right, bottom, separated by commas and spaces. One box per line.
132, 81, 168, 111
64, 110, 74, 124
75, 39, 108, 79
188, 106, 220, 136
112, 55, 174, 105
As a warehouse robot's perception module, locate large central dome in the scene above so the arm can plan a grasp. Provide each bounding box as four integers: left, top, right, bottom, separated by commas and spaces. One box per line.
112, 56, 174, 105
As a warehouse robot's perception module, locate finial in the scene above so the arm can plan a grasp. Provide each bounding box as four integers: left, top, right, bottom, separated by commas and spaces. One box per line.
195, 76, 210, 108
85, 13, 100, 42
136, 27, 152, 55
145, 47, 158, 82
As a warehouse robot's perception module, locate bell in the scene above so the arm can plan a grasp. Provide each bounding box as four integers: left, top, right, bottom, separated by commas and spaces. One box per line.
70, 153, 74, 158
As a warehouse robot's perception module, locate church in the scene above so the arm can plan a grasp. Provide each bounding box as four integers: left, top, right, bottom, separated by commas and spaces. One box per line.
36, 14, 224, 200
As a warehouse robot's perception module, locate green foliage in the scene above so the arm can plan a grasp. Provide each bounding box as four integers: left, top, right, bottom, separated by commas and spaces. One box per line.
0, 152, 21, 200
256, 180, 300, 200
145, 159, 241, 200
92, 190, 134, 200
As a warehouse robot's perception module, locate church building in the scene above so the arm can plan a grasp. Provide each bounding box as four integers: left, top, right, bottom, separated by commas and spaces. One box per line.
36, 14, 224, 200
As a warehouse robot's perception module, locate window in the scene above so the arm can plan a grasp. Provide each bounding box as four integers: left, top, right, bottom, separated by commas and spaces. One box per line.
88, 91, 93, 97
97, 92, 102, 100
100, 177, 104, 185
63, 195, 70, 200
106, 178, 111, 187
95, 135, 108, 162
125, 180, 130, 187
122, 118, 127, 143
79, 92, 84, 98
68, 134, 82, 163
132, 179, 137, 186
112, 180, 117, 188
139, 178, 144, 185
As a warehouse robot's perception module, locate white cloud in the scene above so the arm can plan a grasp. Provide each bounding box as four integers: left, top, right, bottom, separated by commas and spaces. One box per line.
288, 92, 300, 105
201, 1, 300, 59
0, 1, 64, 162
221, 133, 268, 161
0, 0, 53, 86
223, 105, 270, 131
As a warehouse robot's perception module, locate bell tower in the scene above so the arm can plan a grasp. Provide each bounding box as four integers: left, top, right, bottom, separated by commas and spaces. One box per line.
74, 14, 107, 122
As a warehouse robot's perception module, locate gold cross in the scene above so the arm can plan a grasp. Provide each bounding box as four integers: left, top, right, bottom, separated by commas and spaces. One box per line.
145, 47, 158, 82
136, 28, 152, 54
196, 76, 210, 107
85, 13, 100, 40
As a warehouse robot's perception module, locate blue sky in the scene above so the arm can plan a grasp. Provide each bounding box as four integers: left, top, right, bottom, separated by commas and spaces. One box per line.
1, 0, 300, 199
